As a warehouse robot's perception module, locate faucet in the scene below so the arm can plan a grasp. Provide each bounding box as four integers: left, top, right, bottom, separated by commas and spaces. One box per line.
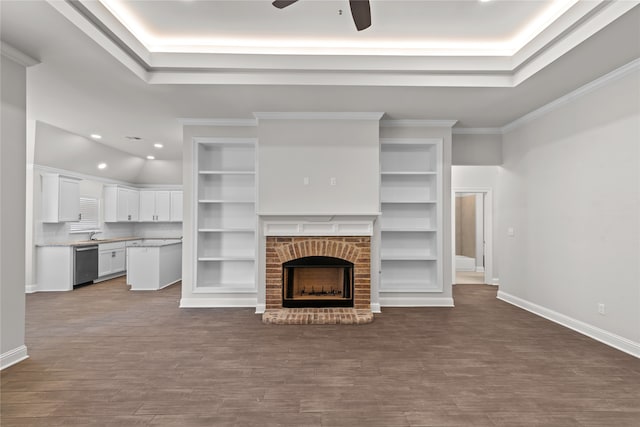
89, 231, 102, 241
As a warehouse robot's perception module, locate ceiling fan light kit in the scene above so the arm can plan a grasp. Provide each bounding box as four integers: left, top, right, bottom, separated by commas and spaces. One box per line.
272, 0, 372, 31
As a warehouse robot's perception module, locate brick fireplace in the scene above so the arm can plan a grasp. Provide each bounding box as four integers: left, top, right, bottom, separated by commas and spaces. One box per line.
262, 235, 374, 324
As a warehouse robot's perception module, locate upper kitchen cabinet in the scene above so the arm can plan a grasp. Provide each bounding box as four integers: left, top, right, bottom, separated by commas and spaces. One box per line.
41, 173, 81, 223
170, 191, 183, 222
140, 190, 183, 222
104, 185, 139, 222
139, 190, 171, 222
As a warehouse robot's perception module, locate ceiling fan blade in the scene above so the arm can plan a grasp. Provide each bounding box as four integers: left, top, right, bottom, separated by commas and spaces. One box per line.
349, 0, 371, 31
272, 0, 299, 9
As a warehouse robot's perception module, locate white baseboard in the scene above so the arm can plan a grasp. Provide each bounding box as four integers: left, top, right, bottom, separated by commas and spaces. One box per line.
475, 266, 485, 273
25, 284, 37, 293
370, 302, 382, 313
180, 296, 257, 308
94, 272, 125, 283
379, 295, 454, 307
1, 345, 29, 370
497, 291, 640, 359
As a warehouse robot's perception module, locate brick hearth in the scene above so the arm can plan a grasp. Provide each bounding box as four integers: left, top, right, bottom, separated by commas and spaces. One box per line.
262, 308, 374, 325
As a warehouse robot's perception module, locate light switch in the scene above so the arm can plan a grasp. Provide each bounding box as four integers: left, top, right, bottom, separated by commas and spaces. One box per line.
330, 177, 337, 186
507, 227, 515, 237
303, 177, 309, 185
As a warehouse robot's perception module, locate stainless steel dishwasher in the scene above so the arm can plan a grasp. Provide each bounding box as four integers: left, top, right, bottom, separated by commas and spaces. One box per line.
74, 245, 98, 286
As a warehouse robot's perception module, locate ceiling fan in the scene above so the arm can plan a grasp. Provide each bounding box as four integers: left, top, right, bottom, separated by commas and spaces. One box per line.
272, 0, 372, 31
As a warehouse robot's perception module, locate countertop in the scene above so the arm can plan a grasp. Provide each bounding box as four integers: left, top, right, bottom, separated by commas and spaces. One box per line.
37, 237, 181, 247
126, 240, 182, 248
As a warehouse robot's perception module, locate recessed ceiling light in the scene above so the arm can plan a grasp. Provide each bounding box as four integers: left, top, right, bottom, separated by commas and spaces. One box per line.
97, 163, 107, 169
153, 143, 163, 148
146, 155, 155, 160
90, 134, 102, 139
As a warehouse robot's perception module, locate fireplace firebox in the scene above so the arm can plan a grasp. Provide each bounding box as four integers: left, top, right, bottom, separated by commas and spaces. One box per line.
282, 256, 354, 308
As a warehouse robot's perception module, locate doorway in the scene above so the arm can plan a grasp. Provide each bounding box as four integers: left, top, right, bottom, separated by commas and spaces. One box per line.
451, 188, 493, 285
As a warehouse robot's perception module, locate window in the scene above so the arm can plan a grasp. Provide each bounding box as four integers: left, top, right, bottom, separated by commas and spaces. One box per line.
69, 197, 100, 233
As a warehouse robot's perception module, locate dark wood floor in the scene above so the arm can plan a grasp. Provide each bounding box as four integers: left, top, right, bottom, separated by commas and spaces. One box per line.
2, 279, 639, 426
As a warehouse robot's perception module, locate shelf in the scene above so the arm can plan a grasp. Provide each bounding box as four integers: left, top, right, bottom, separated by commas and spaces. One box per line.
198, 228, 255, 233
379, 283, 441, 293
198, 256, 255, 262
381, 200, 437, 204
379, 139, 441, 294
194, 284, 257, 293
199, 170, 255, 175
196, 139, 257, 295
381, 171, 437, 176
381, 255, 437, 261
198, 200, 255, 204
381, 228, 436, 232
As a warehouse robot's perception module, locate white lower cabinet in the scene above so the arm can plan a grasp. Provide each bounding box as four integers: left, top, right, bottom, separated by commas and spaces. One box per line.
36, 246, 74, 291
98, 242, 126, 278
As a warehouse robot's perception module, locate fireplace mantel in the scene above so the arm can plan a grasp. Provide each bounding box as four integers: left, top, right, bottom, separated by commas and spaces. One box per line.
260, 214, 379, 237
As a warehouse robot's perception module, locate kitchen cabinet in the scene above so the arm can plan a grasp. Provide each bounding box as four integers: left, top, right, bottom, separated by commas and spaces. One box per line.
36, 246, 74, 291
170, 191, 183, 222
139, 190, 171, 222
98, 241, 126, 278
41, 173, 81, 223
139, 190, 182, 222
104, 185, 139, 222
127, 241, 182, 290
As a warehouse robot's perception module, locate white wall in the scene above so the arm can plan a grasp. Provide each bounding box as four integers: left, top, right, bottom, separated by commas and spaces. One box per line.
452, 133, 502, 165
1, 54, 28, 368
497, 68, 640, 355
257, 119, 380, 215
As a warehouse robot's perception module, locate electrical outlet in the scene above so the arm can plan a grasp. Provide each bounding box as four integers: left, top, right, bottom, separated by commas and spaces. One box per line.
598, 303, 605, 315
330, 177, 337, 186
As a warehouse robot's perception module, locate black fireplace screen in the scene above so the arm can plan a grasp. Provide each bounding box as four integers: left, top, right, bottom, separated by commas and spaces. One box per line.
282, 256, 354, 308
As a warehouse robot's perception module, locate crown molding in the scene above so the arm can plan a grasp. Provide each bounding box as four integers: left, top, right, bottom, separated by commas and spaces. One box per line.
34, 164, 182, 189
0, 42, 39, 67
178, 118, 257, 127
503, 57, 640, 133
253, 112, 385, 121
380, 120, 458, 128
452, 128, 504, 135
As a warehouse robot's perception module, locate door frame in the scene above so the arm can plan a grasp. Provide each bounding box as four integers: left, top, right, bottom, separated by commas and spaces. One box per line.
451, 187, 494, 285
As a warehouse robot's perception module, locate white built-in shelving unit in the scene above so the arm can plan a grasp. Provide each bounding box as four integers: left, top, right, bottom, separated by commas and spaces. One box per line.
194, 138, 257, 293
379, 139, 443, 292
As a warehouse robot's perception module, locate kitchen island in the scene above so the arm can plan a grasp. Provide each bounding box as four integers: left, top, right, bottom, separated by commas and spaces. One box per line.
126, 240, 182, 290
